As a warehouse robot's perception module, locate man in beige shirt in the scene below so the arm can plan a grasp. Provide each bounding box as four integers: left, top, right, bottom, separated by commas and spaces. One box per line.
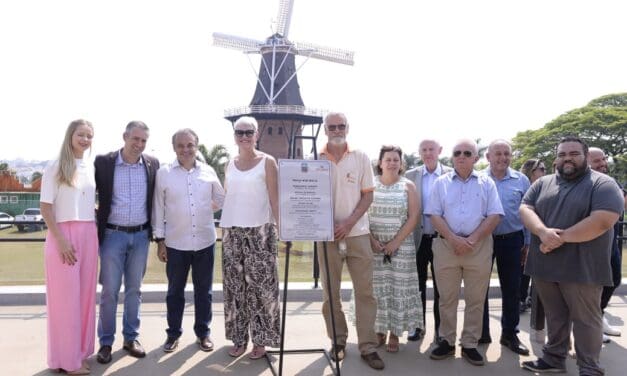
318, 112, 383, 371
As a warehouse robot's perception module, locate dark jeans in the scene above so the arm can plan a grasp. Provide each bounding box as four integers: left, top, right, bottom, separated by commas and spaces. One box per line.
416, 235, 440, 335
166, 245, 214, 339
520, 268, 531, 303
482, 231, 523, 338
600, 242, 622, 311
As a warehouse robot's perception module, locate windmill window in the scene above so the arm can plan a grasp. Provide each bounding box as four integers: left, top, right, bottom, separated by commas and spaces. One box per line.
268, 127, 273, 135
278, 127, 283, 135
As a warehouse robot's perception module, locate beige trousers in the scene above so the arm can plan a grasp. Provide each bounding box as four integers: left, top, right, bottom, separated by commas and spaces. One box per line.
433, 236, 493, 348
317, 234, 378, 354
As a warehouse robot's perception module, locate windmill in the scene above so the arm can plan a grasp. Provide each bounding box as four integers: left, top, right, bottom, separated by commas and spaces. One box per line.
213, 0, 354, 159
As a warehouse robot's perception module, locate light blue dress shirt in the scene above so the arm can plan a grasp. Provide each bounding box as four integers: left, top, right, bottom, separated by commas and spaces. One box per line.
420, 163, 443, 235
108, 152, 148, 226
485, 167, 531, 244
425, 170, 504, 236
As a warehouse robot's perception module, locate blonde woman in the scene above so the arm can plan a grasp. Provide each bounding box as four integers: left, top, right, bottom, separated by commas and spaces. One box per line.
40, 119, 98, 375
220, 116, 280, 360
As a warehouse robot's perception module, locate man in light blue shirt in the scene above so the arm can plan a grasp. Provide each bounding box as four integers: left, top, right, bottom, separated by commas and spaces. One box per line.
426, 139, 503, 366
479, 140, 531, 355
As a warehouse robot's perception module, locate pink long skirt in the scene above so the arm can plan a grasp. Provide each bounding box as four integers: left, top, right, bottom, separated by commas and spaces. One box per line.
44, 221, 98, 371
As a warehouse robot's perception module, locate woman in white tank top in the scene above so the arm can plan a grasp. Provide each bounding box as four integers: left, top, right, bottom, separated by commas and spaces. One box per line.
219, 116, 281, 359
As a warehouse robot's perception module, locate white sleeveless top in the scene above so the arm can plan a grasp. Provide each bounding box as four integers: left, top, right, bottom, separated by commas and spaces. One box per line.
219, 156, 273, 227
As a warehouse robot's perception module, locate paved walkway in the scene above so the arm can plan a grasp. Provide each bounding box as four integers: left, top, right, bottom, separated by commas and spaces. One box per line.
1, 296, 626, 375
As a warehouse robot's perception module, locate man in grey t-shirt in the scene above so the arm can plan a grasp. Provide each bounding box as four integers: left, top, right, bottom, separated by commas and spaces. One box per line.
519, 136, 624, 375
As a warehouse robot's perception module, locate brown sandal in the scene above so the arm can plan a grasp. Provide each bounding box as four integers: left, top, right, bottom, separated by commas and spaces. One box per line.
387, 334, 399, 353
228, 344, 247, 357
248, 345, 266, 360
377, 332, 387, 347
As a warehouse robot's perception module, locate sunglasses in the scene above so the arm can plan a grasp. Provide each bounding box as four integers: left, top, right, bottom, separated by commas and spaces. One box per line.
326, 124, 347, 132
234, 129, 255, 137
535, 166, 546, 172
453, 150, 473, 157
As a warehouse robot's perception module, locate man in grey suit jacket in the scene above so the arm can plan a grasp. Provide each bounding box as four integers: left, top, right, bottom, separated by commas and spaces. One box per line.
405, 139, 452, 342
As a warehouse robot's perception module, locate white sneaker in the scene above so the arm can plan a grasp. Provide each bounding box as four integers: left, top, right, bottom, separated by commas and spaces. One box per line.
603, 334, 611, 344
530, 329, 546, 344
603, 314, 621, 336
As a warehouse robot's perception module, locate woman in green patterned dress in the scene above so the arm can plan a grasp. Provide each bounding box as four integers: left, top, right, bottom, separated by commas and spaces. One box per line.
368, 145, 423, 352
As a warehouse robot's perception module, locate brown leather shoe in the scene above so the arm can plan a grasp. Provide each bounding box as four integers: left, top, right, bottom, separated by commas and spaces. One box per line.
96, 345, 112, 364
361, 351, 385, 370
197, 336, 214, 352
123, 340, 146, 358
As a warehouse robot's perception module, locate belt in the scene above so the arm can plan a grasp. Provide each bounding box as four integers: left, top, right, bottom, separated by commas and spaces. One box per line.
438, 233, 469, 239
422, 232, 438, 239
106, 222, 149, 233
493, 230, 523, 240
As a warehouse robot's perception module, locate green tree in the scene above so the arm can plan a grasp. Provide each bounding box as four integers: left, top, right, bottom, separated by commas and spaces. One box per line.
198, 144, 230, 184
31, 171, 42, 183
0, 162, 8, 171
512, 93, 627, 183
403, 152, 420, 170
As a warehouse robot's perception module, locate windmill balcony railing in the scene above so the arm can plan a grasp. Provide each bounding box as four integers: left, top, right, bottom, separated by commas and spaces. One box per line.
224, 104, 326, 117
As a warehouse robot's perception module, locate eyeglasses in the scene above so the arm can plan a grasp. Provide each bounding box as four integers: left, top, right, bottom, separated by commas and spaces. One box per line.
453, 150, 473, 158
326, 124, 347, 132
234, 129, 255, 137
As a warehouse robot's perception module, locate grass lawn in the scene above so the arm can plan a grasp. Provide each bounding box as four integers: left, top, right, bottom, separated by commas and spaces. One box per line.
0, 228, 346, 285
1, 227, 625, 286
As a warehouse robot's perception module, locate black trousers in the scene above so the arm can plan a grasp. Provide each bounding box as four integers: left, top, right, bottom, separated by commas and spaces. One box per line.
416, 235, 440, 335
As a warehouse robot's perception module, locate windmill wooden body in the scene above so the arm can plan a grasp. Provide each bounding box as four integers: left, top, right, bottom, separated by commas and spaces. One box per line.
213, 0, 354, 159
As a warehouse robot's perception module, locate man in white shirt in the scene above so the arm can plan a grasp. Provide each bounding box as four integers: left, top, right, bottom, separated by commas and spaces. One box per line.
152, 128, 225, 353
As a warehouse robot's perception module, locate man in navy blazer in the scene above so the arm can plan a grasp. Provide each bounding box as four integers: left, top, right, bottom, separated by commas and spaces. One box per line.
94, 121, 160, 364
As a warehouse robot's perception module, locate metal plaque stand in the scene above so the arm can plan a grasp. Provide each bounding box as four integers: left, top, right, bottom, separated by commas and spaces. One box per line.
264, 129, 342, 375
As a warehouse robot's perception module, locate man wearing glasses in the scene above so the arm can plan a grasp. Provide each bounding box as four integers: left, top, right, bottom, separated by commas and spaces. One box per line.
318, 112, 384, 370
479, 140, 531, 355
520, 137, 624, 374
405, 139, 452, 343
425, 139, 503, 366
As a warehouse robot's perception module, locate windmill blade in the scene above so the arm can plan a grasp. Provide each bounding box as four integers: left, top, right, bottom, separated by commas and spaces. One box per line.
292, 40, 355, 66
212, 32, 264, 52
276, 0, 295, 38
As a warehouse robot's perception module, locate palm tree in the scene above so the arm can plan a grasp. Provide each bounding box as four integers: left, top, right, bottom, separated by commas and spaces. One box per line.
198, 144, 230, 183
31, 171, 43, 183
403, 152, 421, 170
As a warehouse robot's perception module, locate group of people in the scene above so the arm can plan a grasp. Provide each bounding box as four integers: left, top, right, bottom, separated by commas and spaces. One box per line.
40, 113, 625, 375
41, 117, 280, 374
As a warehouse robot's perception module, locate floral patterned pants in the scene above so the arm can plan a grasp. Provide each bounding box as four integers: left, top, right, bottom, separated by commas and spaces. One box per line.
222, 223, 281, 347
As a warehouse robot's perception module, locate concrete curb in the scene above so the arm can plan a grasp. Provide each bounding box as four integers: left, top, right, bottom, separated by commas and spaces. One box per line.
2, 279, 625, 306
